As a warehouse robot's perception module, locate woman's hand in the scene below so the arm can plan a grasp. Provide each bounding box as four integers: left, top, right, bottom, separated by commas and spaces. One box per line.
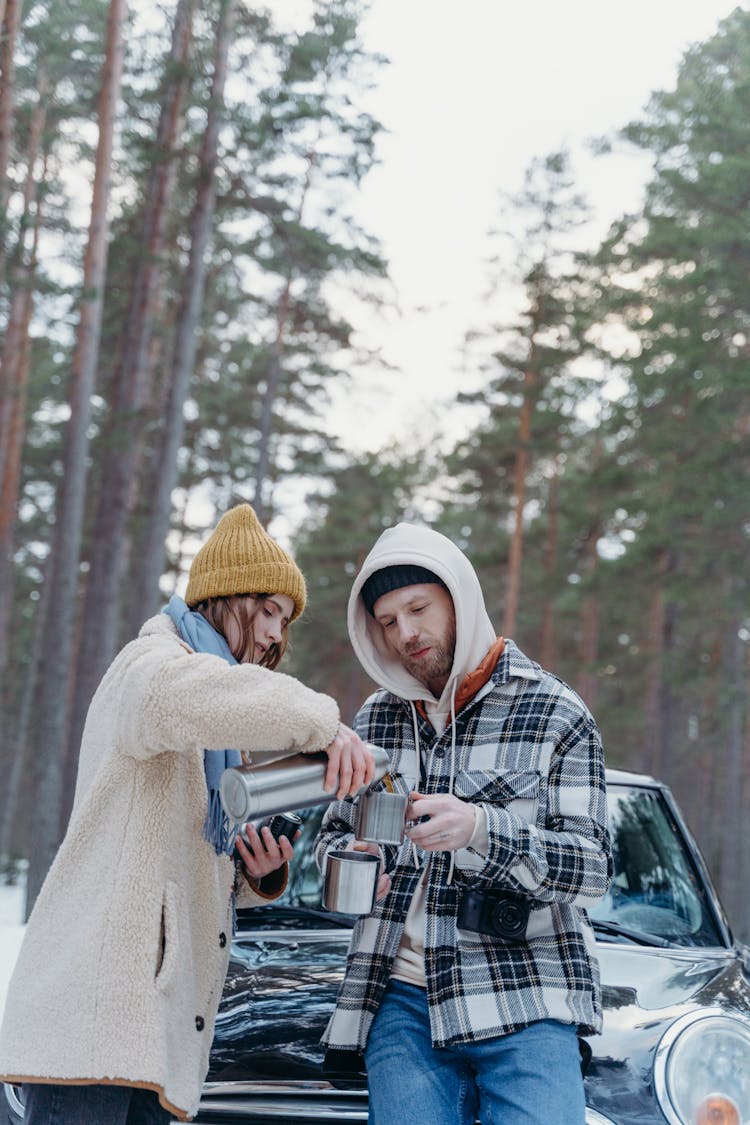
323, 724, 376, 799
351, 840, 391, 900
236, 821, 297, 880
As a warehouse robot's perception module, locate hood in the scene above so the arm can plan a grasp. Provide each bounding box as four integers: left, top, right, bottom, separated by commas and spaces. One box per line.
596, 944, 738, 1012
347, 523, 497, 709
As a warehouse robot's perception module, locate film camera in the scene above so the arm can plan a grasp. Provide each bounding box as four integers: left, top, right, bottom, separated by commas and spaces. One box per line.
256, 811, 302, 843
457, 886, 531, 941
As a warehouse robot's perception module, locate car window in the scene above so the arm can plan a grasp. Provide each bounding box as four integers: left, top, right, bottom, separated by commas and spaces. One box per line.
589, 786, 723, 947
278, 787, 724, 947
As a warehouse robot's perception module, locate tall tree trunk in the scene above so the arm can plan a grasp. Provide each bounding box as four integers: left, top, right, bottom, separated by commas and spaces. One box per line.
658, 599, 677, 781
0, 204, 41, 856
0, 0, 21, 281
578, 536, 600, 710
126, 0, 234, 632
0, 195, 41, 671
68, 0, 203, 764
252, 145, 318, 522
252, 320, 287, 524
0, 545, 52, 862
24, 0, 126, 918
58, 0, 195, 817
503, 348, 537, 637
578, 433, 602, 708
718, 599, 744, 919
642, 552, 669, 778
105, 0, 194, 463
682, 629, 721, 844
741, 640, 750, 941
539, 454, 559, 668
0, 73, 47, 733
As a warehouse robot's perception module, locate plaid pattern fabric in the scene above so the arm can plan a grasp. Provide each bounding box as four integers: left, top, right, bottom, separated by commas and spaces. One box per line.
318, 640, 612, 1054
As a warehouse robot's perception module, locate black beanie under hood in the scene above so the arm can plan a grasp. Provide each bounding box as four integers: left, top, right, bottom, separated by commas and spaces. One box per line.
360, 564, 448, 616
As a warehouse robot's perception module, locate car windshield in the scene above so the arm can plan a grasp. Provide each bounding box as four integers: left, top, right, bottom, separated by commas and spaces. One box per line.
589, 784, 723, 947
258, 783, 724, 949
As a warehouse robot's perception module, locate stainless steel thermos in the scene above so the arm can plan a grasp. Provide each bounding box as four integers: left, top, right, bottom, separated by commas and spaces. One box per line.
219, 743, 391, 823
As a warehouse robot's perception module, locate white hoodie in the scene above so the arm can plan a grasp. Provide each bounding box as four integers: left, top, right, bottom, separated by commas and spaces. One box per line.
348, 523, 497, 722
348, 522, 499, 985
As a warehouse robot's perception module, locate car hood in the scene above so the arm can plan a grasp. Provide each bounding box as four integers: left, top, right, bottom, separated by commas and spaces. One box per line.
208, 926, 746, 1085
208, 927, 357, 1083
586, 942, 750, 1125
596, 942, 744, 1011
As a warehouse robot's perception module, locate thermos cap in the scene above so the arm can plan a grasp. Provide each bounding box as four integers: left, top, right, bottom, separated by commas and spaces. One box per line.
220, 770, 251, 822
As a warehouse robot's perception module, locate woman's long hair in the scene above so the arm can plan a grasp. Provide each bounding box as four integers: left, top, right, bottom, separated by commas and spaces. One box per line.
196, 594, 288, 669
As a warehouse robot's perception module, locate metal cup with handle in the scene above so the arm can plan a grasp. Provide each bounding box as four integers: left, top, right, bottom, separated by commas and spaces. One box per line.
323, 849, 380, 914
355, 789, 408, 845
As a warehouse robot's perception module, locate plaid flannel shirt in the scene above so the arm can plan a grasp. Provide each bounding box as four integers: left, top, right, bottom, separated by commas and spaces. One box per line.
318, 640, 612, 1055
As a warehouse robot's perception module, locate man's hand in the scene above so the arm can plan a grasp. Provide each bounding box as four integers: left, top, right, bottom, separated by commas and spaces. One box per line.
236, 821, 297, 880
322, 724, 376, 799
351, 840, 391, 900
404, 792, 476, 852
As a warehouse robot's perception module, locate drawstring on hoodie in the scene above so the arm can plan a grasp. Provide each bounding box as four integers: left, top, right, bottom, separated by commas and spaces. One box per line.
446, 679, 458, 885
409, 701, 421, 869
410, 681, 459, 885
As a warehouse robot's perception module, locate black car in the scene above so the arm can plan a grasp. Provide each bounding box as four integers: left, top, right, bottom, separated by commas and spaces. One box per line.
4, 769, 750, 1124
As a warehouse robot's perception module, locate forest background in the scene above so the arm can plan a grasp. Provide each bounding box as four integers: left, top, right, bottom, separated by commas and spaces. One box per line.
0, 0, 749, 938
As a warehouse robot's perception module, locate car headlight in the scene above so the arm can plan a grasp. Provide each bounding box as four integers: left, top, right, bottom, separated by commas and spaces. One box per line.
654, 1009, 750, 1125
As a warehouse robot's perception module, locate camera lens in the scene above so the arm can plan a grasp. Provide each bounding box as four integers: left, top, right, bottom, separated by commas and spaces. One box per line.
265, 811, 302, 842
490, 899, 527, 940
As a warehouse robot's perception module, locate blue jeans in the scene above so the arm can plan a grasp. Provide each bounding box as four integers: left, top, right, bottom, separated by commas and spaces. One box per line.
364, 979, 586, 1125
22, 1083, 173, 1125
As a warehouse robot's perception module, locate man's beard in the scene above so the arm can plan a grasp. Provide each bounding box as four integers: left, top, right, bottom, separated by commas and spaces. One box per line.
402, 629, 456, 693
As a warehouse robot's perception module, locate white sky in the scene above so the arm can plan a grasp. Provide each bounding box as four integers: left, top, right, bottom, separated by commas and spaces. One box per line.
271, 0, 744, 453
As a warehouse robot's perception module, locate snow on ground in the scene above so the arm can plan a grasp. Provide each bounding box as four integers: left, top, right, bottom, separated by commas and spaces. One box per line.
0, 880, 26, 1023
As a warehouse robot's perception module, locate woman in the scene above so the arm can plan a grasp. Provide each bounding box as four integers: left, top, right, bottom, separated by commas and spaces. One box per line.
0, 503, 373, 1124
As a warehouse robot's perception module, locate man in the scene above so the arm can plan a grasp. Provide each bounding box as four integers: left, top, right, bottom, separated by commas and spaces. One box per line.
316, 521, 611, 1125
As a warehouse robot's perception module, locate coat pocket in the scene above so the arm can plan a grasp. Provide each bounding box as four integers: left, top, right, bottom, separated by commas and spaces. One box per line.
154, 880, 181, 994
455, 768, 541, 822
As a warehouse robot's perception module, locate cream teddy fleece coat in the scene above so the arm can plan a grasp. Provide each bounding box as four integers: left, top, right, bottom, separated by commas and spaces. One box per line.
0, 613, 339, 1120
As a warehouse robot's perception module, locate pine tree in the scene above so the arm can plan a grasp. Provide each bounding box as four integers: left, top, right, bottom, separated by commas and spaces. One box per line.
440, 151, 597, 652
592, 8, 750, 931
24, 0, 126, 916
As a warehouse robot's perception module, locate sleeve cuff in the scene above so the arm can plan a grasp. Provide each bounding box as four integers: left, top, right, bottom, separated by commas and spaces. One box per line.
467, 803, 489, 856
237, 861, 289, 904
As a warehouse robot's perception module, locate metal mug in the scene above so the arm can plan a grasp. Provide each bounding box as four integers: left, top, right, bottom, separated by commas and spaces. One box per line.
355, 789, 408, 845
323, 850, 380, 914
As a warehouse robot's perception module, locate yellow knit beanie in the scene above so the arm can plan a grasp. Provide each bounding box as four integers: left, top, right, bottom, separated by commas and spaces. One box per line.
185, 503, 306, 621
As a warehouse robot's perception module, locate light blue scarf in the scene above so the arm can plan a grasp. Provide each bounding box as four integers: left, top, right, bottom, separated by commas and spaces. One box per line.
163, 594, 243, 856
